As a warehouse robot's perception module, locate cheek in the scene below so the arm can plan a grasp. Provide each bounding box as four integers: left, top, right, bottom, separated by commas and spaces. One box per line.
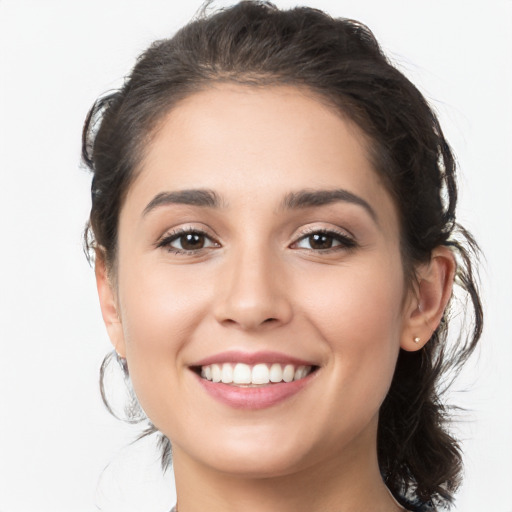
116, 263, 211, 407
301, 257, 406, 339
119, 260, 210, 345
297, 260, 405, 393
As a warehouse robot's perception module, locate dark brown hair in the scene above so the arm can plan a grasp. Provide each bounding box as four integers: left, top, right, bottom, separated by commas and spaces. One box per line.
83, 2, 483, 510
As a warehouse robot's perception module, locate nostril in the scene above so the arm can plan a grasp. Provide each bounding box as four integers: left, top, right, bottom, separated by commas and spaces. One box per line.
263, 318, 278, 323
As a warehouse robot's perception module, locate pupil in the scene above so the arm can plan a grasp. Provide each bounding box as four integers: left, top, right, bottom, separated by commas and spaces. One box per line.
181, 233, 204, 250
310, 234, 332, 249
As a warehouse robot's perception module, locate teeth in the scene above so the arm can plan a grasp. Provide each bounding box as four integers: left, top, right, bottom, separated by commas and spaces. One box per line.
203, 365, 212, 380
233, 363, 251, 384
252, 364, 270, 384
211, 364, 222, 383
221, 363, 233, 384
269, 363, 283, 383
283, 364, 295, 383
199, 362, 312, 385
294, 366, 308, 380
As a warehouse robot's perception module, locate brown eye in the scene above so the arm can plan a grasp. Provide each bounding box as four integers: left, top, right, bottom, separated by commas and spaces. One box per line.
180, 233, 206, 250
294, 230, 356, 251
307, 233, 334, 250
160, 230, 218, 253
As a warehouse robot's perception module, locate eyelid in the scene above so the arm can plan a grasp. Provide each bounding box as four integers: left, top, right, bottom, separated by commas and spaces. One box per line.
293, 223, 355, 241
156, 225, 220, 253
290, 225, 357, 251
155, 223, 357, 254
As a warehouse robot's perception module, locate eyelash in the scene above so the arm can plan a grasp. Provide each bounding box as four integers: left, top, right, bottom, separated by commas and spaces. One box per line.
156, 227, 220, 255
156, 227, 357, 255
292, 228, 357, 253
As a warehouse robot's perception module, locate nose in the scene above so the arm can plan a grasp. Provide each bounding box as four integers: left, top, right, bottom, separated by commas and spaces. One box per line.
213, 246, 293, 331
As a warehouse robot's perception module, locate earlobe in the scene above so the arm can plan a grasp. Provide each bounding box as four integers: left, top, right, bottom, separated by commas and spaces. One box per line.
95, 253, 126, 357
401, 246, 456, 352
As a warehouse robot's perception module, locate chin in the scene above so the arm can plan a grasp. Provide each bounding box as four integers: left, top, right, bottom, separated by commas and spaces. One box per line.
173, 421, 339, 480
204, 447, 313, 479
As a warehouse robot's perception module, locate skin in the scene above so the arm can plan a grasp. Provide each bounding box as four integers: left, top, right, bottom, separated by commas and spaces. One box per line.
96, 84, 455, 512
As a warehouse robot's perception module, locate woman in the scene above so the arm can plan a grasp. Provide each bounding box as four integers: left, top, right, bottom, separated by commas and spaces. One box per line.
82, 2, 482, 511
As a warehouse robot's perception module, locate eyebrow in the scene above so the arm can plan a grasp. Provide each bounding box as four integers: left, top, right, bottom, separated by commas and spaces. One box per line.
143, 189, 222, 216
281, 189, 377, 222
142, 187, 377, 223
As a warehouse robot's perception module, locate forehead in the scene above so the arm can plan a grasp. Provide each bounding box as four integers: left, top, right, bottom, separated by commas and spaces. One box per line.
123, 84, 398, 231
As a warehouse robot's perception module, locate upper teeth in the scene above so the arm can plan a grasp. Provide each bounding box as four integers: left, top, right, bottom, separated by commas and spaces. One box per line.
200, 363, 312, 385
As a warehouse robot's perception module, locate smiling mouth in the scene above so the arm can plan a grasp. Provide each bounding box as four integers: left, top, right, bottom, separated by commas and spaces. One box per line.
195, 363, 317, 386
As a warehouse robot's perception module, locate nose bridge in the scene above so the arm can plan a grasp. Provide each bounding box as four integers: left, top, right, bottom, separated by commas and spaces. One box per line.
214, 237, 292, 330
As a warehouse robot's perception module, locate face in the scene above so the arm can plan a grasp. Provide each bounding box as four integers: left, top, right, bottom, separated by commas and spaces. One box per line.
102, 84, 418, 478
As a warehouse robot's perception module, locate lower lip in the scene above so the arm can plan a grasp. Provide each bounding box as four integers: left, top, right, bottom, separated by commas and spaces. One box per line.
194, 371, 316, 410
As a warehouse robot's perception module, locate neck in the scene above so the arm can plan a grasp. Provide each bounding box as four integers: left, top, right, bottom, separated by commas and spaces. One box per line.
171, 419, 402, 512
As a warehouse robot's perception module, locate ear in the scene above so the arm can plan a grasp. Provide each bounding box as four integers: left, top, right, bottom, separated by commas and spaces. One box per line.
401, 246, 456, 352
95, 253, 126, 358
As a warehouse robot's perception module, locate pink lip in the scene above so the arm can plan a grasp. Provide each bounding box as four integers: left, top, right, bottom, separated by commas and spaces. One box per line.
192, 369, 317, 411
190, 351, 319, 409
191, 350, 316, 367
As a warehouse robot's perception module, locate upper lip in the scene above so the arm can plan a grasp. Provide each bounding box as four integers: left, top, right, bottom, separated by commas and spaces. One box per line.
191, 350, 318, 367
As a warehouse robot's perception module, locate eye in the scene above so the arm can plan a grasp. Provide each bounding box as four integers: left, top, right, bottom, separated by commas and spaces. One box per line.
158, 229, 219, 253
293, 230, 356, 251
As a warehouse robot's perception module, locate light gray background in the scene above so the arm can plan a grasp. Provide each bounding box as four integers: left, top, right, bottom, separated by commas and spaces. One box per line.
0, 1, 511, 511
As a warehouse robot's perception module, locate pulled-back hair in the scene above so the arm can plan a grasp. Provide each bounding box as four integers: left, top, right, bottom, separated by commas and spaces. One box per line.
83, 2, 483, 509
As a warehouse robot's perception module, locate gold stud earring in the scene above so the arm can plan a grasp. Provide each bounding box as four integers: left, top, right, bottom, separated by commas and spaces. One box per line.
413, 337, 420, 344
